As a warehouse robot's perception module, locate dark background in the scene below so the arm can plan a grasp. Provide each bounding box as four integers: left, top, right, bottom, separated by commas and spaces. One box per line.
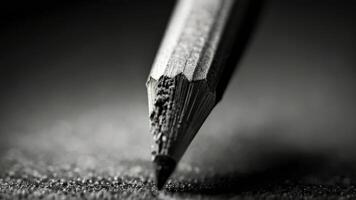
1, 0, 356, 173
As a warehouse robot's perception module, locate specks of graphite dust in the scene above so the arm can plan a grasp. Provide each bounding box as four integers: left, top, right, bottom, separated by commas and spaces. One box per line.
2, 150, 356, 199
149, 76, 176, 157
0, 150, 160, 200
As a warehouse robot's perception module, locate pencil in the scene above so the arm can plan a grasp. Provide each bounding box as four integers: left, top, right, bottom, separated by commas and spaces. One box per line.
146, 0, 262, 190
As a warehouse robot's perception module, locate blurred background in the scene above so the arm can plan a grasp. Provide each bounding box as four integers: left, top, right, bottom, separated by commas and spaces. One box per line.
0, 0, 355, 173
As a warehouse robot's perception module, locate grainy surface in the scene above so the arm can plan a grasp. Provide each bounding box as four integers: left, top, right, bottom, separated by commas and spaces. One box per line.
1, 149, 356, 200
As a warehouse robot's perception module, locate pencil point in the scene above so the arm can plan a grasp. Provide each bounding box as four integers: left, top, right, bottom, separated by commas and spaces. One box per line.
154, 155, 176, 190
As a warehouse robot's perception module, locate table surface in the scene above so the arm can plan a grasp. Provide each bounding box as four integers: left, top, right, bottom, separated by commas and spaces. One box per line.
1, 149, 356, 200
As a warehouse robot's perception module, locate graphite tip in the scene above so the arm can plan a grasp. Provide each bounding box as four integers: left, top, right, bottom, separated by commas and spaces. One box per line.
154, 155, 176, 190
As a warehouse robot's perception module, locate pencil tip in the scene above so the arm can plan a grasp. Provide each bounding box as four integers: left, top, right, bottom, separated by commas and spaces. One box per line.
154, 155, 176, 190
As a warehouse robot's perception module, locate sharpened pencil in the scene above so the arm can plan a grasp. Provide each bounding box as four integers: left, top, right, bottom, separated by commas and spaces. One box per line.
146, 0, 262, 190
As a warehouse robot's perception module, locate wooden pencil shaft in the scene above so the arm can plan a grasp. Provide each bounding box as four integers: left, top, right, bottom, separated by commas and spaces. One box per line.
149, 0, 261, 99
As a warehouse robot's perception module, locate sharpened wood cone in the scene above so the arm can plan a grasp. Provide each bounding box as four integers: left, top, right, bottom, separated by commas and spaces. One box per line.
154, 155, 176, 190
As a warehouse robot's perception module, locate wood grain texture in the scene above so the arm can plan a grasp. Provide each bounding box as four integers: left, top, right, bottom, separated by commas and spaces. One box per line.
149, 0, 234, 83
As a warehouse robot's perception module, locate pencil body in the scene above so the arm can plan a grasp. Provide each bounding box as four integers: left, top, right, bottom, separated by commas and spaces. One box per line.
146, 0, 261, 189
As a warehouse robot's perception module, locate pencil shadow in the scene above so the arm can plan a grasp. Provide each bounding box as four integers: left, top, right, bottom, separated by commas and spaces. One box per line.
166, 151, 329, 195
